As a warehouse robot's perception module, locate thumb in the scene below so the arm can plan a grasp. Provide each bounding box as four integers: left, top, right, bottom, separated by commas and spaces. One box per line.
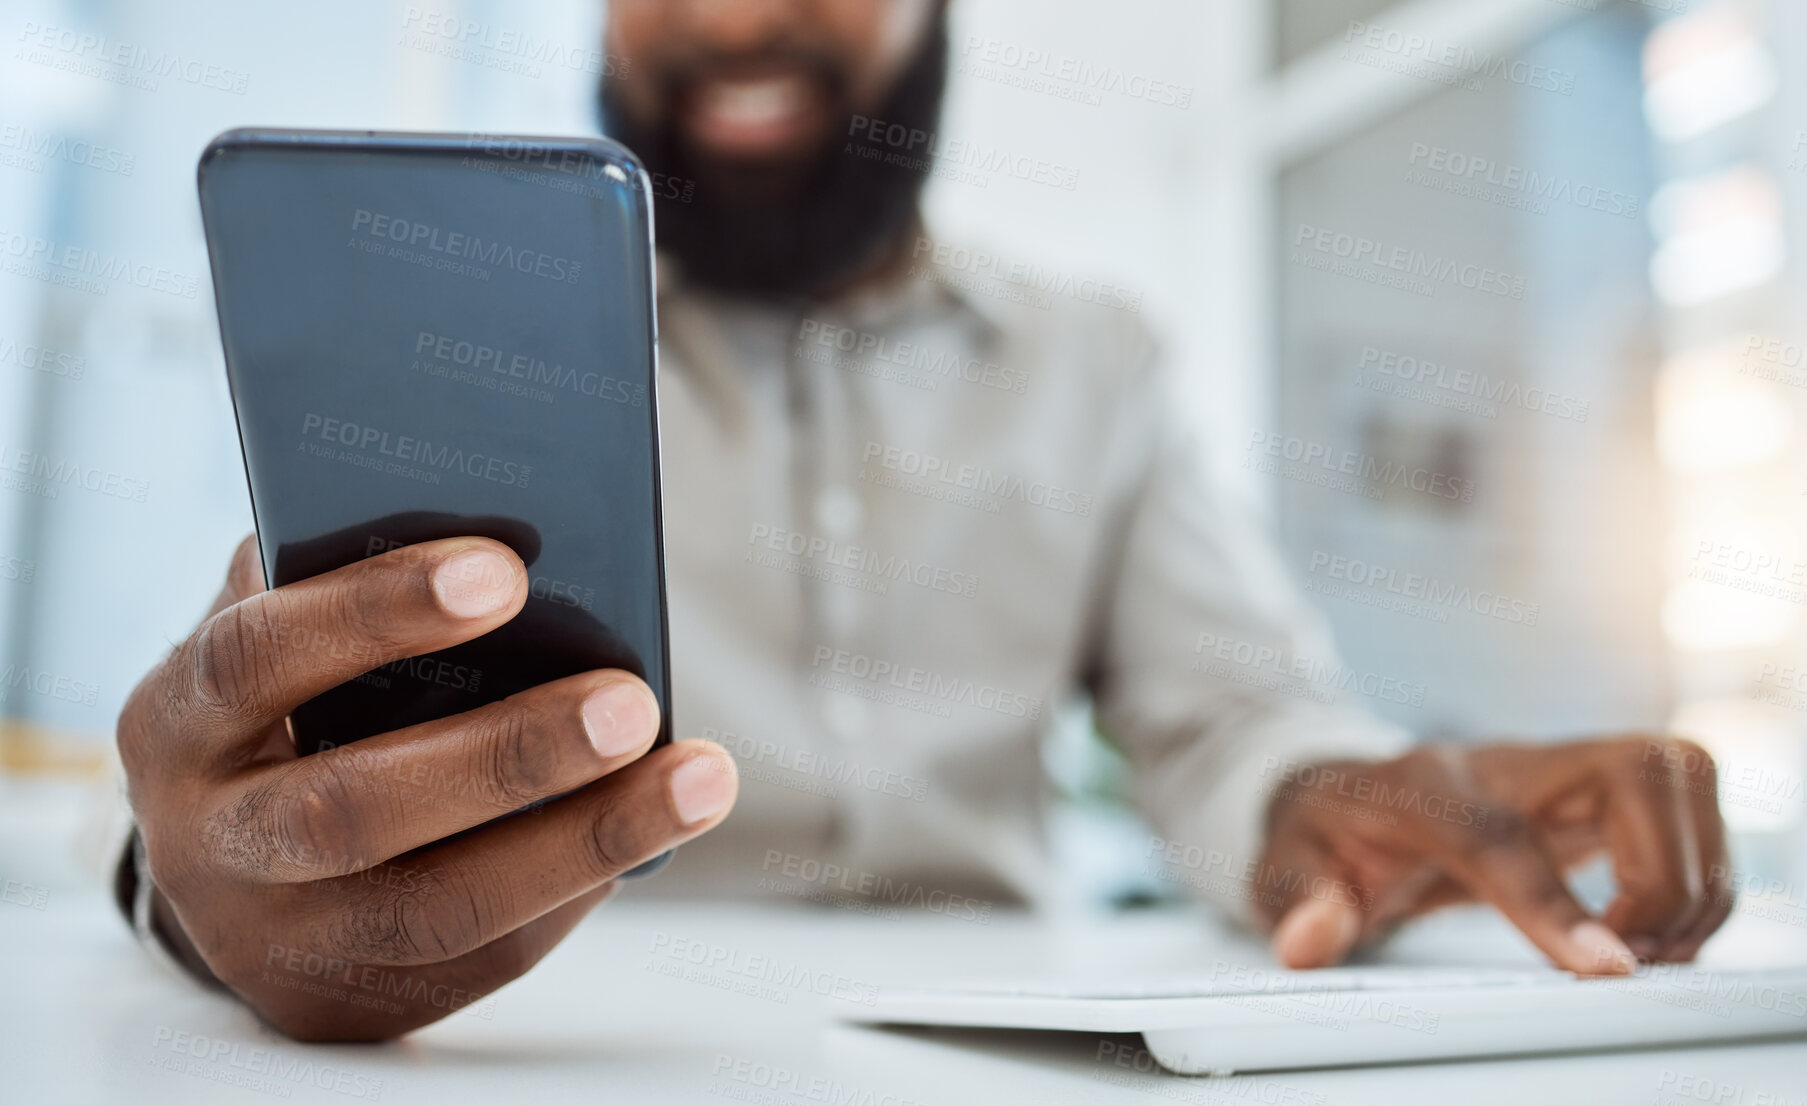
1272, 897, 1364, 969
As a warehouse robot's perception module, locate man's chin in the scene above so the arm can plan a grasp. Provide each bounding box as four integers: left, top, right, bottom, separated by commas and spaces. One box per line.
682, 153, 822, 208
603, 11, 949, 301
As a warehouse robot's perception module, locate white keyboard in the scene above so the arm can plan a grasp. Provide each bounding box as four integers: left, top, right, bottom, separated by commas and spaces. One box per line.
925, 964, 1574, 1000
835, 964, 1807, 1074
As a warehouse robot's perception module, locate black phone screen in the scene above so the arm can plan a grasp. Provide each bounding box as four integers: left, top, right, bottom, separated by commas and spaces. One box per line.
198, 130, 669, 760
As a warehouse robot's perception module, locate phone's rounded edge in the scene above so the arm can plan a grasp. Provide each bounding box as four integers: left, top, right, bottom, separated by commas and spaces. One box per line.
625, 146, 670, 755
198, 127, 291, 185
591, 131, 676, 879
194, 128, 276, 590
200, 126, 646, 159
199, 126, 258, 164
619, 850, 674, 880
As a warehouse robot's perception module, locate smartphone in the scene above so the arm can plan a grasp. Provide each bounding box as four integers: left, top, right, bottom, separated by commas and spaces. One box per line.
198, 128, 671, 869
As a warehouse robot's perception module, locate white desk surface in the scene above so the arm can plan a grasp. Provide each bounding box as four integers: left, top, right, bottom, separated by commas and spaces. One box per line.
4, 779, 1805, 1105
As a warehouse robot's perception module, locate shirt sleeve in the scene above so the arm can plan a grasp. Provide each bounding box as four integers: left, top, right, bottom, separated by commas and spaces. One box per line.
1087, 362, 1414, 927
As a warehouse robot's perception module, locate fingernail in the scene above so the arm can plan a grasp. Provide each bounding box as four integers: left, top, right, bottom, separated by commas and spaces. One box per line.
1570, 921, 1636, 975
669, 755, 736, 825
432, 550, 516, 618
582, 681, 657, 757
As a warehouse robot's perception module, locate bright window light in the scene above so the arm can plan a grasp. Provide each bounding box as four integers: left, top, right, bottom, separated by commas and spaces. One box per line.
1651, 219, 1785, 306
1648, 167, 1784, 307
1657, 358, 1794, 473
1662, 579, 1798, 652
1643, 9, 1777, 143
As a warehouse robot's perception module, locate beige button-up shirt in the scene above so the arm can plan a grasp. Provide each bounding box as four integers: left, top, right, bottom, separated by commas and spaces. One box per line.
645, 238, 1412, 915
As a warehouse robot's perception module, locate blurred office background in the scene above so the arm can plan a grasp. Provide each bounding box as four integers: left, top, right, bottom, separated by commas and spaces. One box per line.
1, 0, 1802, 910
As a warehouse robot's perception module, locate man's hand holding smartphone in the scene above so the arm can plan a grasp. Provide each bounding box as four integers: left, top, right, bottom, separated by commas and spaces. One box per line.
116, 535, 738, 1042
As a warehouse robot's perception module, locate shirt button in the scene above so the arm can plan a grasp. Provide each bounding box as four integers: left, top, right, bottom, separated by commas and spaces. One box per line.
824, 695, 869, 741
815, 487, 863, 537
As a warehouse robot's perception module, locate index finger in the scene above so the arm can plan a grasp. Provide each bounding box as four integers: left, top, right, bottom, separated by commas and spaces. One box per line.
150, 537, 527, 770
1425, 807, 1636, 975
205, 534, 268, 620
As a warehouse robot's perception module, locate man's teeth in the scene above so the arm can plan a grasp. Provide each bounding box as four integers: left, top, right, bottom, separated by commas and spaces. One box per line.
697, 78, 808, 126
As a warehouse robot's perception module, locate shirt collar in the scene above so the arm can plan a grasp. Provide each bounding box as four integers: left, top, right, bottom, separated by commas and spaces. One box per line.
654, 225, 1006, 347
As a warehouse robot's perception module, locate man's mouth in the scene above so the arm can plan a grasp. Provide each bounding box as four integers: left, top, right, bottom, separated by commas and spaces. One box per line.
680, 71, 828, 160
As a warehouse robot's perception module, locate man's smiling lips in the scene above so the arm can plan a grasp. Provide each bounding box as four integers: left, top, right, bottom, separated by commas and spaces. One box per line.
680, 71, 829, 159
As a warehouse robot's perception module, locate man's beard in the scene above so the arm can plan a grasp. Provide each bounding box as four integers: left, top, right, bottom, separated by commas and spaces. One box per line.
598, 17, 948, 303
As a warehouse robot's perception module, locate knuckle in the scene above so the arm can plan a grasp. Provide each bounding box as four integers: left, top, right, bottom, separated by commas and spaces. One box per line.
1396, 745, 1461, 786
331, 883, 432, 965
270, 763, 363, 875
314, 585, 400, 667
384, 869, 481, 964
1635, 876, 1692, 917
581, 802, 633, 879
1635, 736, 1717, 780
194, 785, 272, 875
1395, 747, 1442, 779
387, 894, 454, 964
481, 700, 565, 810
1673, 738, 1716, 781
1624, 883, 1693, 930
1454, 805, 1534, 858
139, 829, 198, 900
1616, 861, 1703, 925
188, 602, 283, 720
114, 676, 159, 774
1391, 747, 1469, 805
330, 864, 498, 967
